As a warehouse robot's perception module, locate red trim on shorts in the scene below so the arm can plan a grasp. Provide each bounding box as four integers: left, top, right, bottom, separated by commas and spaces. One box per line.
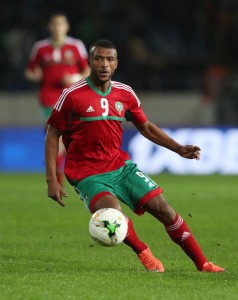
134, 187, 163, 216
90, 191, 113, 213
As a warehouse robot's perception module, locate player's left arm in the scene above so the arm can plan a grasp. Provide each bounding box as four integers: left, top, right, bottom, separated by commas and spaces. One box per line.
133, 120, 201, 160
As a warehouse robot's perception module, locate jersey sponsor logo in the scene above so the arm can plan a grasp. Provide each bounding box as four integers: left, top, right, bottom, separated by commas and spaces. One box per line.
86, 106, 95, 112
115, 101, 124, 116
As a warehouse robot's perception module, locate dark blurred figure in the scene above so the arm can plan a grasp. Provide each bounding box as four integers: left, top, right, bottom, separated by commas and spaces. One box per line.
0, 0, 238, 93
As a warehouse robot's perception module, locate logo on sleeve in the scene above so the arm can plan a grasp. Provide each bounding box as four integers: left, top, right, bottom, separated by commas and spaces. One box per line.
115, 101, 124, 116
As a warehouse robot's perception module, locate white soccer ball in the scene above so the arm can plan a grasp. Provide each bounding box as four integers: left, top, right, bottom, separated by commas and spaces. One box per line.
89, 208, 128, 247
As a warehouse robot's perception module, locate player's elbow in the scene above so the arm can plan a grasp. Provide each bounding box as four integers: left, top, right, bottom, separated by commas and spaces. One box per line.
137, 121, 151, 138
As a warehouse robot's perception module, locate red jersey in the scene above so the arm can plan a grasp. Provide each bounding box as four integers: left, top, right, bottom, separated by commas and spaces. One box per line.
48, 77, 147, 185
27, 36, 88, 107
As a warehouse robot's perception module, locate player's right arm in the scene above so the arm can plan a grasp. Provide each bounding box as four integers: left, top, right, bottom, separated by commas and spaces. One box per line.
45, 90, 73, 206
24, 65, 43, 82
45, 125, 67, 207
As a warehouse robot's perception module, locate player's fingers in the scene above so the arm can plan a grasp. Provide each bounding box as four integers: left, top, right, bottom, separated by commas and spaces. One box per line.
190, 145, 201, 151
186, 145, 201, 152
194, 150, 201, 160
49, 194, 65, 207
60, 190, 68, 197
56, 196, 65, 207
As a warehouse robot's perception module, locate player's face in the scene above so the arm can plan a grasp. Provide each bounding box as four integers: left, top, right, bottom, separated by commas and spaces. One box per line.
48, 16, 69, 39
89, 47, 118, 84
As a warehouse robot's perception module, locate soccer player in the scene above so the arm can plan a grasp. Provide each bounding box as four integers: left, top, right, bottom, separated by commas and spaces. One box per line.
25, 12, 90, 187
45, 39, 224, 272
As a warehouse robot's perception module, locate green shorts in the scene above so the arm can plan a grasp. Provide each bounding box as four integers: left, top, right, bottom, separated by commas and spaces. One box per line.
75, 160, 163, 215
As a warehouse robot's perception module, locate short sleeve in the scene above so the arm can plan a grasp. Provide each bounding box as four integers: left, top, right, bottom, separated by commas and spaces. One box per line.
27, 42, 40, 71
47, 91, 73, 133
125, 89, 147, 124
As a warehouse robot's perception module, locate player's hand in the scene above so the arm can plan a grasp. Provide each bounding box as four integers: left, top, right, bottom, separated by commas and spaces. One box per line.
47, 179, 67, 207
25, 66, 43, 82
33, 66, 43, 81
178, 145, 201, 160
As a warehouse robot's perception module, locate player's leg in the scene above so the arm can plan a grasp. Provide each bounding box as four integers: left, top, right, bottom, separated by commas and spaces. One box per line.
76, 172, 147, 255
116, 161, 224, 272
144, 194, 224, 272
110, 162, 165, 272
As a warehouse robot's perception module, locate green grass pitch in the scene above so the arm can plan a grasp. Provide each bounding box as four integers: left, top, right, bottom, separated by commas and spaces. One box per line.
0, 173, 237, 300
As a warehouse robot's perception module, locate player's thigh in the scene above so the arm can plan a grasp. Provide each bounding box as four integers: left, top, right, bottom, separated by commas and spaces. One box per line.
115, 162, 159, 211
76, 173, 117, 212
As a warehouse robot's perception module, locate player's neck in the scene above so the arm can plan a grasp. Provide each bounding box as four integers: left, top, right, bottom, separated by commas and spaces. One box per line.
88, 76, 111, 94
94, 82, 110, 93
51, 36, 66, 47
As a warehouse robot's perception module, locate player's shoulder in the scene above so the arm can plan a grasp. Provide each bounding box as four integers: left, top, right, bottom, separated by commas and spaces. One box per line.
111, 80, 137, 97
54, 79, 88, 111
111, 80, 141, 105
65, 36, 87, 49
29, 38, 51, 57
33, 38, 51, 49
62, 78, 88, 97
64, 36, 88, 56
66, 36, 84, 43
111, 80, 134, 92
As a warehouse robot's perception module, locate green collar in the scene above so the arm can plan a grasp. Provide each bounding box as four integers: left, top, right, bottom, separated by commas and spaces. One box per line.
86, 77, 112, 97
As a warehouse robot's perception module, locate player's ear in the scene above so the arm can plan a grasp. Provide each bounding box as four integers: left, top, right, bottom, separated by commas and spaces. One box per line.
115, 59, 118, 69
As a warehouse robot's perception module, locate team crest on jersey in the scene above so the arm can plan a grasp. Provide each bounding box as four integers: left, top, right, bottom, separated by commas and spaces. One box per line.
65, 50, 73, 59
115, 101, 124, 116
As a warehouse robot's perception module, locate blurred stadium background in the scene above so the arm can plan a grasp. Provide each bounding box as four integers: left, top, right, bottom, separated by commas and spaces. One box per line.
0, 0, 238, 174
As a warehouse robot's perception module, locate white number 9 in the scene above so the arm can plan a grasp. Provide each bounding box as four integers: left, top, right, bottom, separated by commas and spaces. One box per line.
101, 98, 109, 116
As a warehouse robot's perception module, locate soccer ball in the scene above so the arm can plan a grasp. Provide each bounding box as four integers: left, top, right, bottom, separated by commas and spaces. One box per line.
89, 208, 128, 247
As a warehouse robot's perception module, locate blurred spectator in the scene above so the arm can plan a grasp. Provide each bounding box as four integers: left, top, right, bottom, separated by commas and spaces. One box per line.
24, 12, 89, 187
0, 0, 238, 92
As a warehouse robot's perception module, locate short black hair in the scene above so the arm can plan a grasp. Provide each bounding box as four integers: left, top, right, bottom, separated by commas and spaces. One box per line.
48, 11, 69, 23
89, 39, 117, 55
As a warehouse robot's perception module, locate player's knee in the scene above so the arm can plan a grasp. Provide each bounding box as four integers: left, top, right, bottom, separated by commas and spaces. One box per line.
144, 195, 175, 222
94, 195, 121, 212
